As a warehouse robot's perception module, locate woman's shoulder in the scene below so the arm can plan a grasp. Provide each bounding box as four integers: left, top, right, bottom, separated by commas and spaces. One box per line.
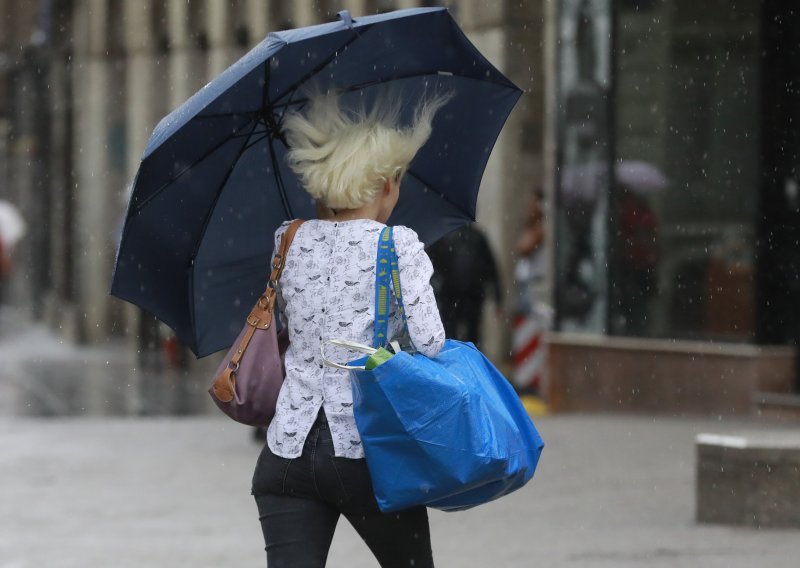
273, 219, 305, 241
391, 224, 422, 246
391, 225, 427, 261
274, 220, 292, 236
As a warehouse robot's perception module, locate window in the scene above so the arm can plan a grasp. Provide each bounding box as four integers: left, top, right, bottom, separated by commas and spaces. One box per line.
611, 0, 760, 340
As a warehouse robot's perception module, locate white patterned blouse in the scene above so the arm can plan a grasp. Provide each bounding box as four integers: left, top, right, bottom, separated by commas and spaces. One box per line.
266, 218, 446, 459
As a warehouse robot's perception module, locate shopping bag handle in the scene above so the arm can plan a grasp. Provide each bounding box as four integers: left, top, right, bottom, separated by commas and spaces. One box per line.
321, 339, 374, 370
321, 338, 401, 370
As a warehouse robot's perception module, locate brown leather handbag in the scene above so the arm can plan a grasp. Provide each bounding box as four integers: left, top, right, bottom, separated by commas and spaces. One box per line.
209, 219, 304, 426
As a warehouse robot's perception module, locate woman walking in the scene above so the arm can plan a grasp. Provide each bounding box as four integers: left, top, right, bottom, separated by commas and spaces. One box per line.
251, 91, 448, 567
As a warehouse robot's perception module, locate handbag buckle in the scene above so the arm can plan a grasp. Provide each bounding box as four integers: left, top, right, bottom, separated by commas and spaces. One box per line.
247, 314, 261, 326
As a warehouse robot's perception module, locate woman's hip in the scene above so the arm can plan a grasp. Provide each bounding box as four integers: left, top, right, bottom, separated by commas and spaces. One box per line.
252, 411, 381, 514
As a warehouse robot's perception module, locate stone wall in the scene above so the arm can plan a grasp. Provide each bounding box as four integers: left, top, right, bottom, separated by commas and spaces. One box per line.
548, 332, 795, 414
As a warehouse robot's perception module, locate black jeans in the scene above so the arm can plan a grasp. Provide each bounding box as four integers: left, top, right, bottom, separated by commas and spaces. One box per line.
252, 410, 434, 567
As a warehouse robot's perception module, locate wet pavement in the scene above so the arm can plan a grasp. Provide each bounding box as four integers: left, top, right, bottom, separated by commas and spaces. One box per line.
0, 309, 219, 418
4, 413, 800, 567
2, 309, 800, 567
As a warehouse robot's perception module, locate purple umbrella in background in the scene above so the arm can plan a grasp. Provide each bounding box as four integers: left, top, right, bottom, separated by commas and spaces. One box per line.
560, 160, 669, 205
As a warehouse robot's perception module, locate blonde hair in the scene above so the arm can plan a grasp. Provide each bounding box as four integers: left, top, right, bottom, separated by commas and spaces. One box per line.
282, 90, 451, 210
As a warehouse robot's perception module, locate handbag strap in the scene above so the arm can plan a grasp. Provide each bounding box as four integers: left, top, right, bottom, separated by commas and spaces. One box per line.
374, 227, 408, 348
227, 219, 304, 369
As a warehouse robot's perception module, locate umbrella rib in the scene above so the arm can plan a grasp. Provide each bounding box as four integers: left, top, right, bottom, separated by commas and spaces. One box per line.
268, 134, 293, 219
186, 120, 262, 349
233, 125, 266, 139
132, 117, 255, 212
261, 55, 271, 116
270, 30, 366, 107
404, 168, 476, 222
192, 111, 258, 120
260, 58, 294, 219
244, 132, 269, 150
189, 120, 261, 262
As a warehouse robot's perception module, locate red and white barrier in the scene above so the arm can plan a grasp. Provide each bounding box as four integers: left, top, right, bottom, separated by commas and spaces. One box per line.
512, 304, 552, 392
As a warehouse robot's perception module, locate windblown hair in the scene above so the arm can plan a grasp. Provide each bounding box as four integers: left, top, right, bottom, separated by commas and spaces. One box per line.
282, 89, 451, 210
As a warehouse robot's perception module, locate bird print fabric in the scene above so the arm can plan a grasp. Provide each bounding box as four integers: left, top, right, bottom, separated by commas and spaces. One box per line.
267, 219, 445, 459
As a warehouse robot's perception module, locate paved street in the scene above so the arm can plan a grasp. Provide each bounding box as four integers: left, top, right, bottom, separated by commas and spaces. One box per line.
1, 319, 799, 567
4, 415, 800, 567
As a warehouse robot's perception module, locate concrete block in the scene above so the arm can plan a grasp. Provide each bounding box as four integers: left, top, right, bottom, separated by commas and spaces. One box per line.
696, 432, 800, 528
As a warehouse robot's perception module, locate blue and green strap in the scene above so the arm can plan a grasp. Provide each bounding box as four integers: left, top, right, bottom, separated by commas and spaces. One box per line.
373, 227, 407, 348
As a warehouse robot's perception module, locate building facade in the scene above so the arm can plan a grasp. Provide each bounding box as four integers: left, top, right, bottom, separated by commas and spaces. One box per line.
0, 1, 548, 364
4, 0, 795, 413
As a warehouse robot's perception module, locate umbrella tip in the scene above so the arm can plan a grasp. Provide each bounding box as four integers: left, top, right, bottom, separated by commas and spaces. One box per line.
337, 10, 355, 29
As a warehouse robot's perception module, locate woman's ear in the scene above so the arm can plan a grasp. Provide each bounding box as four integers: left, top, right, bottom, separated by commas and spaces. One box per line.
383, 178, 393, 195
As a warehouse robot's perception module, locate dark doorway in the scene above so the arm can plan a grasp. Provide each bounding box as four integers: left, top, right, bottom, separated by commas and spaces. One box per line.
758, 1, 800, 391
757, 2, 800, 352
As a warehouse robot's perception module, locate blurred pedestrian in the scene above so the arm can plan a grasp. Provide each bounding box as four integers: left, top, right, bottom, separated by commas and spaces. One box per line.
0, 199, 26, 304
249, 90, 448, 567
514, 189, 547, 315
0, 235, 11, 302
427, 223, 501, 348
512, 190, 552, 393
617, 185, 659, 335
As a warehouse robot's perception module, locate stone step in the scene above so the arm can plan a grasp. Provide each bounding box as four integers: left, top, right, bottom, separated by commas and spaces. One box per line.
753, 391, 800, 422
696, 432, 800, 528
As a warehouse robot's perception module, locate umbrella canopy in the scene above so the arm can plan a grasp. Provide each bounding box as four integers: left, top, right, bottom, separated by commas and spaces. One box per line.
111, 8, 522, 357
560, 160, 669, 205
0, 200, 27, 248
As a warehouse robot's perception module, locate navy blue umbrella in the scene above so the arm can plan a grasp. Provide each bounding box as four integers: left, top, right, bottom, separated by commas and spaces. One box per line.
111, 7, 522, 357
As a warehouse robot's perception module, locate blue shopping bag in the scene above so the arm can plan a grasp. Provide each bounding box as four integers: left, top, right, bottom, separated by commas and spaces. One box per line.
324, 227, 544, 512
